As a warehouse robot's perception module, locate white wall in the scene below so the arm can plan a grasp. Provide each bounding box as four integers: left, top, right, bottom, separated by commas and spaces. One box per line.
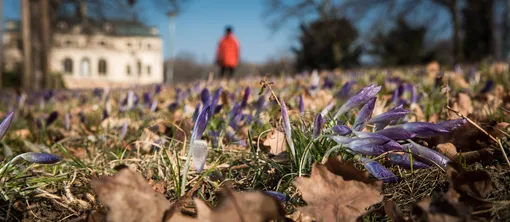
50, 34, 163, 88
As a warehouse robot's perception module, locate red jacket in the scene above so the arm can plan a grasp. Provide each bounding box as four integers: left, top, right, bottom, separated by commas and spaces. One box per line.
215, 33, 240, 67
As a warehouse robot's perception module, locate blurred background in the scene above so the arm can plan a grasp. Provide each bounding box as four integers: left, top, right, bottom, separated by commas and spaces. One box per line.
0, 0, 508, 90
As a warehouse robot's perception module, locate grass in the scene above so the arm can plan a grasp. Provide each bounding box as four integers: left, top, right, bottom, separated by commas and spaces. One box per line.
0, 66, 509, 220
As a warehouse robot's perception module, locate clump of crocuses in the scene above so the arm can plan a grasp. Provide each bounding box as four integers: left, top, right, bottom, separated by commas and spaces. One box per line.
318, 84, 465, 182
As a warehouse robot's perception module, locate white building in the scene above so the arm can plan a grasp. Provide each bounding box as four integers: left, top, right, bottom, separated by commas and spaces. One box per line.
3, 16, 163, 89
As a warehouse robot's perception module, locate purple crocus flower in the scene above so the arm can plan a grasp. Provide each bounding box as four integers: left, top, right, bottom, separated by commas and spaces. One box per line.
191, 105, 211, 141
93, 88, 103, 99
19, 152, 61, 164
405, 140, 450, 168
264, 191, 289, 203
387, 153, 430, 169
241, 87, 250, 109
168, 102, 179, 111
102, 107, 109, 120
46, 111, 59, 127
210, 87, 223, 116
78, 111, 86, 123
360, 157, 398, 183
0, 112, 14, 140
368, 105, 410, 130
254, 95, 266, 118
312, 114, 325, 139
374, 127, 416, 140
227, 103, 242, 127
335, 81, 352, 100
142, 92, 152, 106
323, 76, 334, 89
352, 97, 376, 131
480, 79, 494, 94
391, 122, 449, 138
201, 88, 211, 106
437, 118, 467, 131
192, 103, 202, 123
329, 136, 403, 156
390, 88, 400, 105
175, 88, 183, 104
281, 99, 296, 159
325, 125, 352, 136
154, 84, 162, 95
298, 95, 305, 115
43, 90, 55, 102
334, 84, 381, 120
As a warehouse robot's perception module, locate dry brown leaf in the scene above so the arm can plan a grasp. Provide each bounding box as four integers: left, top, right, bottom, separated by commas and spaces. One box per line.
451, 93, 473, 117
91, 166, 176, 222
411, 192, 471, 222
14, 129, 30, 139
193, 187, 286, 222
436, 143, 457, 159
383, 200, 408, 222
294, 158, 383, 222
262, 129, 286, 156
446, 163, 493, 204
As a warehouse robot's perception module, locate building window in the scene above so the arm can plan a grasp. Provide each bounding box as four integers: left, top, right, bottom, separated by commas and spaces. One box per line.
147, 43, 151, 49
80, 58, 90, 76
126, 65, 131, 75
65, 40, 72, 46
62, 58, 73, 74
147, 66, 151, 75
99, 41, 106, 47
98, 59, 107, 75
137, 60, 142, 76
127, 42, 132, 48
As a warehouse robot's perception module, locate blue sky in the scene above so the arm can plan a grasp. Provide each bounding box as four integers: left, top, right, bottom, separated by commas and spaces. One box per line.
4, 0, 298, 64
141, 0, 298, 63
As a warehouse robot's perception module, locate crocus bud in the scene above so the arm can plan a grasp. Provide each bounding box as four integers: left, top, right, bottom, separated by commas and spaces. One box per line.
0, 112, 14, 140
352, 97, 376, 131
360, 157, 398, 183
334, 84, 381, 120
20, 152, 61, 164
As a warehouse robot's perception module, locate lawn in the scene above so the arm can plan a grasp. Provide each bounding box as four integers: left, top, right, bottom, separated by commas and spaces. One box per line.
1, 62, 509, 222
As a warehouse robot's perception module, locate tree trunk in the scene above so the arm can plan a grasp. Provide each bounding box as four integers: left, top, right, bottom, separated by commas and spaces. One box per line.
452, 0, 462, 64
41, 0, 51, 89
0, 0, 4, 89
22, 0, 32, 90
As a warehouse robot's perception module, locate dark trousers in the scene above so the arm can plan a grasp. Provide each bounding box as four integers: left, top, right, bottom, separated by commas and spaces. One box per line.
219, 66, 235, 78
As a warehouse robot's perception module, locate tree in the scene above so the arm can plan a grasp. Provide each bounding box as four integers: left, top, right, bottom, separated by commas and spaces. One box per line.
462, 0, 494, 61
292, 18, 361, 70
369, 17, 431, 66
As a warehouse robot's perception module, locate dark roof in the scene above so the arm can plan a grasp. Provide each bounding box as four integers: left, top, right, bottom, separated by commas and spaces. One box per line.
4, 17, 158, 37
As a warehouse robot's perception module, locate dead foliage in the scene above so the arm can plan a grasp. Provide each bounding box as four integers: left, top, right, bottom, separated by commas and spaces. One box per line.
294, 158, 384, 222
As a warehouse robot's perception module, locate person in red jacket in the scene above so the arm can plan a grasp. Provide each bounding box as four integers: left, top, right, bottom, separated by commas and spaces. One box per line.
215, 26, 240, 79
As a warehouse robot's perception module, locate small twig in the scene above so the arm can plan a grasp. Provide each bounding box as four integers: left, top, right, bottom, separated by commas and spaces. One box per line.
499, 107, 510, 115
446, 106, 510, 167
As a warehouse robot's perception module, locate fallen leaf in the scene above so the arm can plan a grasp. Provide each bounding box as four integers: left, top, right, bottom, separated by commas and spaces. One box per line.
436, 143, 457, 159
91, 166, 175, 222
193, 187, 286, 222
383, 200, 408, 222
446, 163, 493, 205
14, 129, 30, 139
450, 93, 473, 117
294, 158, 383, 222
262, 129, 286, 156
411, 190, 472, 222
